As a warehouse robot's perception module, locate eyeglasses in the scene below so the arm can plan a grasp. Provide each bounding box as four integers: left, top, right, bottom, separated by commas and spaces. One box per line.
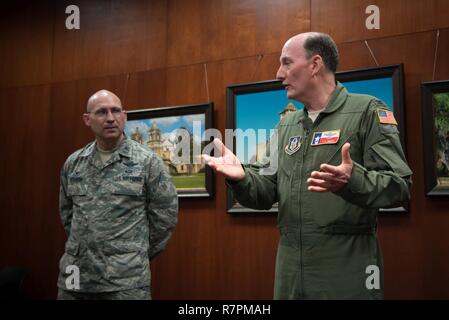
88, 107, 124, 118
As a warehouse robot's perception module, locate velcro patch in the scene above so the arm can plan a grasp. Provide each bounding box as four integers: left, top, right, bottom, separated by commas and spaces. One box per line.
377, 109, 398, 125
311, 130, 340, 146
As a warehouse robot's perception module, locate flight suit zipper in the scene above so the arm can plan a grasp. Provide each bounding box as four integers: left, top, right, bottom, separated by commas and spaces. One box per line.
298, 127, 310, 298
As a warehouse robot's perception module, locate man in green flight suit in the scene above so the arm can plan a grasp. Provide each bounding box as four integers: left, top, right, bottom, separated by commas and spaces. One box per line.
57, 90, 178, 299
203, 32, 412, 299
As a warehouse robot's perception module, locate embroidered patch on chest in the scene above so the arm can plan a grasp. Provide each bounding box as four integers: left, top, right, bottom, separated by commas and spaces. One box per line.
311, 130, 340, 146
285, 136, 301, 155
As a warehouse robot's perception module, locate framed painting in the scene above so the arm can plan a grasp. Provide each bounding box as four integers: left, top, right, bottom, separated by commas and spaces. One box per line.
125, 103, 214, 198
226, 64, 407, 213
422, 80, 449, 196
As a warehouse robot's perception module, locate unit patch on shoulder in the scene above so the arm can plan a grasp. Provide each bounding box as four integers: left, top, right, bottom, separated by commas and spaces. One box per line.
377, 109, 398, 125
311, 130, 340, 146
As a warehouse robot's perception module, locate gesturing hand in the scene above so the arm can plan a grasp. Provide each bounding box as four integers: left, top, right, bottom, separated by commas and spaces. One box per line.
202, 138, 245, 181
307, 143, 353, 193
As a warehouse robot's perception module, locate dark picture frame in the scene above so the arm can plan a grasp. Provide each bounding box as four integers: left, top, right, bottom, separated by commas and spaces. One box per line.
226, 64, 407, 213
421, 80, 449, 196
125, 103, 214, 199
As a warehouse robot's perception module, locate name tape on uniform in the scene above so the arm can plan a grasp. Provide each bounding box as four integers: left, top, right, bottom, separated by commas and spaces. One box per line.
311, 130, 340, 146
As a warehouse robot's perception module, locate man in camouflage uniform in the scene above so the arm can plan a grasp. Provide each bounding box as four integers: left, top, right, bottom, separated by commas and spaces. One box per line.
204, 33, 412, 299
57, 90, 178, 300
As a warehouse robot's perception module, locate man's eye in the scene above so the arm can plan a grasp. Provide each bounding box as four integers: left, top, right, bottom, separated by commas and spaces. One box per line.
96, 109, 107, 116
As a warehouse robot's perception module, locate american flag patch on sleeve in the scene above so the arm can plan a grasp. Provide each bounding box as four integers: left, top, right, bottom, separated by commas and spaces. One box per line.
376, 109, 398, 125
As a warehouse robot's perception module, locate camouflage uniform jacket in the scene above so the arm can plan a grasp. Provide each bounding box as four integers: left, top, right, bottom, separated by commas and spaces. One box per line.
57, 137, 178, 292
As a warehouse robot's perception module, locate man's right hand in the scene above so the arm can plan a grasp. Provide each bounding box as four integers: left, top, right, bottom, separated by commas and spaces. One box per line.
202, 138, 245, 181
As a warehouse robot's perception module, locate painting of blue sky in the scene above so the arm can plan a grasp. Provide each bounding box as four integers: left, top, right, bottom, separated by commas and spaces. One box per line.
343, 77, 393, 110
125, 113, 205, 144
235, 89, 303, 163
235, 77, 393, 162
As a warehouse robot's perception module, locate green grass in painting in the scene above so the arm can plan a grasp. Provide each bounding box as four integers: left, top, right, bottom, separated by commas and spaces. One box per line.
172, 173, 205, 189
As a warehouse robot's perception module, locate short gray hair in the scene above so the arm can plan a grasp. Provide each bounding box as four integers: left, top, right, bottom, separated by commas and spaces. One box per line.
303, 33, 339, 74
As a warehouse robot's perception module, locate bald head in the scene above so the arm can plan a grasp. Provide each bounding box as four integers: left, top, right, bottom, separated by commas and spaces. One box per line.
283, 32, 339, 74
87, 90, 122, 112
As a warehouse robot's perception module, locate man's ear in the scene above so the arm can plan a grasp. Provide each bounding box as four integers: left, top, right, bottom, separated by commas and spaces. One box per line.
311, 55, 324, 76
82, 113, 91, 127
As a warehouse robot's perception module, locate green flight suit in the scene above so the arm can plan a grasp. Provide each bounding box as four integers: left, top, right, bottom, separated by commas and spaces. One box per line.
229, 83, 412, 299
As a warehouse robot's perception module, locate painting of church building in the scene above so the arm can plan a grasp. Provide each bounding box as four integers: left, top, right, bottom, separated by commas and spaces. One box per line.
125, 114, 206, 192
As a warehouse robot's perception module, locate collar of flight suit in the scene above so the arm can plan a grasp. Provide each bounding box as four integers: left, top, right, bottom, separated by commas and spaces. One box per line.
297, 81, 349, 123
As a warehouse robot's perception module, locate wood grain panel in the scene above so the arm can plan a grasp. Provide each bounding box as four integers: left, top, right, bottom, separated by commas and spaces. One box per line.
151, 57, 280, 299
434, 28, 449, 81
167, 0, 310, 67
337, 41, 376, 71
364, 31, 449, 298
311, 0, 449, 44
123, 68, 167, 111
0, 1, 53, 88
52, 0, 167, 82
0, 85, 59, 298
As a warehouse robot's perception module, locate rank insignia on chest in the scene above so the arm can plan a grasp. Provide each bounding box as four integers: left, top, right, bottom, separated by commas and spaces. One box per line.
311, 130, 340, 146
285, 136, 301, 155
377, 108, 398, 125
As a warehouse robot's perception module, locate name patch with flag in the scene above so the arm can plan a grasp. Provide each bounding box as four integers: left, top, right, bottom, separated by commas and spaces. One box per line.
377, 109, 398, 125
311, 130, 340, 146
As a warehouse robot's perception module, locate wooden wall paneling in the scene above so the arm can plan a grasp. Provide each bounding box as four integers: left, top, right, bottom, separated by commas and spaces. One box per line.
254, 0, 310, 55
0, 85, 56, 298
49, 74, 128, 170
167, 0, 310, 67
365, 31, 449, 298
434, 28, 449, 81
209, 57, 279, 299
419, 27, 449, 298
52, 0, 168, 83
167, 0, 203, 67
123, 68, 167, 111
0, 1, 54, 88
311, 0, 449, 44
150, 63, 218, 299
336, 41, 377, 71
165, 64, 209, 106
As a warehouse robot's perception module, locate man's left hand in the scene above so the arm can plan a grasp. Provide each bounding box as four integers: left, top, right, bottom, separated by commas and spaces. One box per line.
307, 143, 353, 193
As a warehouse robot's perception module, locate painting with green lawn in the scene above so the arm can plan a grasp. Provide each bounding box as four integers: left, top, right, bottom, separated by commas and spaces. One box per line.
125, 103, 214, 198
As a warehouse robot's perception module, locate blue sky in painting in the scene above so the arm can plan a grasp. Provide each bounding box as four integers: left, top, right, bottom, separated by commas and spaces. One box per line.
236, 89, 303, 131
343, 77, 393, 110
235, 77, 393, 162
125, 113, 205, 144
